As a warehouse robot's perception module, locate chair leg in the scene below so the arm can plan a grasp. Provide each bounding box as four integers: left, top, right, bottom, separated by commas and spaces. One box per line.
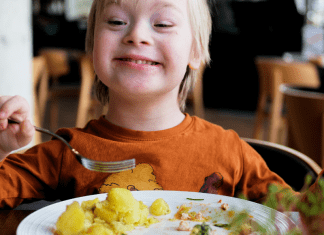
278, 116, 288, 145
253, 94, 267, 140
49, 98, 59, 131
33, 104, 43, 145
192, 65, 205, 119
192, 76, 205, 119
269, 91, 284, 143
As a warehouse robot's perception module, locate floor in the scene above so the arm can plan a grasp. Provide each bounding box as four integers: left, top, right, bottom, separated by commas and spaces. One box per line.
41, 96, 257, 142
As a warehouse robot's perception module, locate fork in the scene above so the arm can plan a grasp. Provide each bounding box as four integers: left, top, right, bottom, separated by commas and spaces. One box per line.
8, 119, 135, 173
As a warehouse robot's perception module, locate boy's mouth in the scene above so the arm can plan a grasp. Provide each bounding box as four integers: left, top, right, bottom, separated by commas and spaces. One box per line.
117, 58, 160, 65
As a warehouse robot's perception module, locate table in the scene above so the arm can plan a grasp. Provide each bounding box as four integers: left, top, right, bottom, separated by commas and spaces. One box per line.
0, 210, 34, 235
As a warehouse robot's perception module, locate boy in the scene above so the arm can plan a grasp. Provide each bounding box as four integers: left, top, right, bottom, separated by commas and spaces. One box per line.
0, 0, 323, 233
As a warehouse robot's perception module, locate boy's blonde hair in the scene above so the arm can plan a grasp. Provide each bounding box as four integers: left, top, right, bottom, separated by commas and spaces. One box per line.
85, 0, 212, 111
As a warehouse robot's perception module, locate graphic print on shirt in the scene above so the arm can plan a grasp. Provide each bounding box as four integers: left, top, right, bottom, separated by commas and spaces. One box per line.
199, 172, 224, 194
99, 163, 163, 193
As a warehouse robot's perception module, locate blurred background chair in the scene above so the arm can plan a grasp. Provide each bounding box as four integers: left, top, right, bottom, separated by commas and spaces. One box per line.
39, 48, 83, 131
243, 138, 322, 192
253, 57, 283, 140
32, 55, 49, 145
75, 54, 107, 128
186, 65, 206, 119
253, 57, 321, 144
280, 84, 324, 168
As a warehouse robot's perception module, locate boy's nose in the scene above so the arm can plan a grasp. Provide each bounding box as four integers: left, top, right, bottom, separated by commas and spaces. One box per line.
122, 23, 153, 46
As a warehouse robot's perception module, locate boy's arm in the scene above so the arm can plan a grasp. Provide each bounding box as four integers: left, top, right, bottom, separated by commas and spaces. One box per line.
235, 139, 294, 202
0, 141, 64, 209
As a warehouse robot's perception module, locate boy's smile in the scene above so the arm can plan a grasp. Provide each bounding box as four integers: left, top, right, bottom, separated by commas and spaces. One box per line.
114, 54, 161, 70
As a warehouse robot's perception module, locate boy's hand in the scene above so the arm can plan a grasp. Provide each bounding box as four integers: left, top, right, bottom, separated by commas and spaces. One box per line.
0, 96, 35, 159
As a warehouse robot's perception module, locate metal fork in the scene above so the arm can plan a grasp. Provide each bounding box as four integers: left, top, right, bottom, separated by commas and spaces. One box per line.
8, 119, 135, 173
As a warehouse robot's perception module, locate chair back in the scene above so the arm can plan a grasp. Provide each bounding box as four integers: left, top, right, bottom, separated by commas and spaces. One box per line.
281, 84, 324, 168
255, 58, 320, 101
39, 49, 70, 79
255, 57, 283, 99
253, 57, 321, 143
38, 48, 83, 131
32, 56, 49, 144
243, 138, 322, 192
273, 62, 320, 88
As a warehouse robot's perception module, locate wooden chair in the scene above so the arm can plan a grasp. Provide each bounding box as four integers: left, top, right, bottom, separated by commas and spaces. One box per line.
243, 138, 322, 192
253, 57, 321, 144
75, 55, 107, 128
32, 56, 49, 145
253, 57, 282, 140
187, 64, 206, 119
39, 48, 82, 131
280, 84, 324, 168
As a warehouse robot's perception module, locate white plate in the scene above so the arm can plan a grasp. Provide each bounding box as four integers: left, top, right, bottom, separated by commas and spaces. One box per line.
17, 191, 296, 235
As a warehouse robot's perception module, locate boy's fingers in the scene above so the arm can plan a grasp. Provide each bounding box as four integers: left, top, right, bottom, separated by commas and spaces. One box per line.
0, 95, 30, 122
0, 96, 11, 127
16, 119, 35, 146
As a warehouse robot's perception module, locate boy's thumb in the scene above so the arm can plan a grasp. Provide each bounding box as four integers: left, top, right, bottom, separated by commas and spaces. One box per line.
19, 119, 35, 145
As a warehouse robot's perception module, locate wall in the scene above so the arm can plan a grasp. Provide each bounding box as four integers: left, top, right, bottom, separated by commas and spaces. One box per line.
0, 0, 33, 145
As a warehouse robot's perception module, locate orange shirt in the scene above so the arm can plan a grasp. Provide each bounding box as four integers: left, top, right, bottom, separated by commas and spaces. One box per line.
0, 114, 291, 208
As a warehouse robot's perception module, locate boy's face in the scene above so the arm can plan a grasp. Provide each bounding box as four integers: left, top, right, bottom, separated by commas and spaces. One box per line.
92, 0, 200, 101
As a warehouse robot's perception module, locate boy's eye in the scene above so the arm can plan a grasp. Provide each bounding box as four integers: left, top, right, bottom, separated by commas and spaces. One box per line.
108, 20, 126, 26
154, 23, 172, 28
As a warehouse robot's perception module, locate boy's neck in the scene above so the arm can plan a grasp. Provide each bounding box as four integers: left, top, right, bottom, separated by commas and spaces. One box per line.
104, 94, 185, 131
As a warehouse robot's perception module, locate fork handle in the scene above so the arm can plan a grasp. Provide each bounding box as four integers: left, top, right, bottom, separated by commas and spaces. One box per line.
8, 119, 74, 152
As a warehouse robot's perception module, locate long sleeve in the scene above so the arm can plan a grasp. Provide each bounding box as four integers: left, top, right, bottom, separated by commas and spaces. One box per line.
0, 140, 65, 208
234, 139, 294, 202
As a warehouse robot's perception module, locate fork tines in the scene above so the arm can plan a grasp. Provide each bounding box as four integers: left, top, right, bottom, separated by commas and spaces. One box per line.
80, 157, 136, 173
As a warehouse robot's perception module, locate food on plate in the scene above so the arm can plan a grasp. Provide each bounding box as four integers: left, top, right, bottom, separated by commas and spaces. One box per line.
190, 222, 212, 235
213, 223, 229, 227
177, 221, 191, 231
149, 198, 171, 216
220, 203, 229, 211
55, 201, 87, 235
54, 188, 160, 235
53, 191, 265, 235
173, 201, 259, 235
174, 204, 211, 222
186, 198, 204, 201
223, 211, 261, 235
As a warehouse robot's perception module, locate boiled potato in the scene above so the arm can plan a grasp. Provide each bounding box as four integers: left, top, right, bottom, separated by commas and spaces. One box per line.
119, 201, 141, 224
81, 198, 100, 210
107, 188, 138, 213
110, 221, 134, 234
55, 188, 163, 235
56, 201, 85, 235
94, 200, 119, 223
150, 198, 171, 216
83, 224, 114, 235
